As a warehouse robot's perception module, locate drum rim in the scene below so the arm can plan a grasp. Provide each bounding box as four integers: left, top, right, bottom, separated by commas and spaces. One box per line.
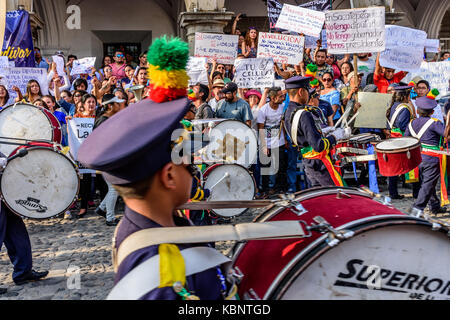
203, 163, 257, 218
267, 216, 442, 300
0, 145, 80, 220
208, 119, 258, 168
0, 103, 63, 146
374, 137, 420, 153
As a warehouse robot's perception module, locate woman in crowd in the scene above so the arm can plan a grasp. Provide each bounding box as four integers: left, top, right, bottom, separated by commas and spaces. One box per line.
60, 90, 73, 104
99, 55, 113, 80
93, 94, 125, 226
242, 27, 258, 58
13, 80, 43, 103
72, 78, 88, 92
121, 65, 135, 90
320, 72, 342, 122
326, 54, 341, 81
0, 85, 9, 109
42, 94, 68, 146
335, 61, 354, 91
66, 94, 97, 219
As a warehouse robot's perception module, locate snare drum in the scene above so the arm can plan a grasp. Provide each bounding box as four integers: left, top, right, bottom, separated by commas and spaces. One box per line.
1, 142, 80, 219
375, 137, 422, 177
334, 133, 380, 157
201, 120, 258, 168
203, 164, 256, 218
232, 187, 450, 300
0, 103, 62, 156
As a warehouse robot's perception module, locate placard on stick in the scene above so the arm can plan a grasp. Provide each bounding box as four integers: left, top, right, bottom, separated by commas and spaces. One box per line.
275, 4, 325, 38
354, 92, 393, 129
234, 58, 274, 89
194, 33, 238, 65
325, 7, 385, 55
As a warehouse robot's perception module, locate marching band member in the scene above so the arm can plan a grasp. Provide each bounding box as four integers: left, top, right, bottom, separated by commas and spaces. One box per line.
404, 94, 448, 215
386, 85, 415, 200
283, 76, 351, 187
78, 37, 234, 300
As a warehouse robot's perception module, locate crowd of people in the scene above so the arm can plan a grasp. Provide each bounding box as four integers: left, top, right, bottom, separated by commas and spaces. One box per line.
0, 17, 448, 225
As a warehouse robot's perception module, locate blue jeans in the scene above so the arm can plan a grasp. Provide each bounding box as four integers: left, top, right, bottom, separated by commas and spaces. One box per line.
99, 179, 119, 222
286, 144, 299, 192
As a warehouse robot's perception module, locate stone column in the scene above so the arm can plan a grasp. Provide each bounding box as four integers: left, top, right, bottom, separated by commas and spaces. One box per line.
179, 1, 234, 55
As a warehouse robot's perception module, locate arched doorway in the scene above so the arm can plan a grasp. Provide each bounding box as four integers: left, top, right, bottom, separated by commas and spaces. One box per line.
439, 9, 450, 53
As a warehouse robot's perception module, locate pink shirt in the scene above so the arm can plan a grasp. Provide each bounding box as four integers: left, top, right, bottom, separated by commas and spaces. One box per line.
110, 63, 127, 80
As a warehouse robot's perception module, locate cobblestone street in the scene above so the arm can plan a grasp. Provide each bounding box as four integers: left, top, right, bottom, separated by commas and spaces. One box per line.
1, 187, 449, 300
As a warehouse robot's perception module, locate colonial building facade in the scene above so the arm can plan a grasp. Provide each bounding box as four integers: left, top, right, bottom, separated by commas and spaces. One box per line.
6, 0, 450, 66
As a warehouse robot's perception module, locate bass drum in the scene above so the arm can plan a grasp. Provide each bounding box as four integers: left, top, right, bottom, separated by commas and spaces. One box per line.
232, 187, 450, 300
0, 103, 62, 156
0, 142, 80, 219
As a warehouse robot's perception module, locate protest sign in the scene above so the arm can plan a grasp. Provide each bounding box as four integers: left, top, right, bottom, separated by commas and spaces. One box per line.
257, 32, 304, 65
68, 118, 95, 174
52, 55, 67, 76
187, 57, 208, 86
405, 61, 450, 99
354, 92, 393, 129
0, 56, 9, 77
275, 4, 325, 38
234, 58, 274, 89
268, 0, 331, 32
71, 57, 96, 75
194, 33, 238, 65
379, 25, 426, 72
304, 29, 327, 49
273, 79, 286, 90
425, 39, 440, 53
3, 67, 49, 104
325, 7, 385, 55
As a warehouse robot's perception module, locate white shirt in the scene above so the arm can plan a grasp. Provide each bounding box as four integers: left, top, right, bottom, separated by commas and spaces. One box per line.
257, 103, 286, 149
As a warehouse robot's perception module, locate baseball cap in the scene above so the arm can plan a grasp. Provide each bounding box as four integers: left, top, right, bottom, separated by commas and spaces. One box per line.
221, 82, 238, 93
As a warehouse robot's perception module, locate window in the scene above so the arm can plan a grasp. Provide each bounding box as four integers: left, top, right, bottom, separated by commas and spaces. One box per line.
104, 43, 142, 64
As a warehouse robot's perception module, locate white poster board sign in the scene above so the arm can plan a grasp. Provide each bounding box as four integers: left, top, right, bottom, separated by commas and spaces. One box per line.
234, 58, 274, 89
194, 33, 238, 65
68, 118, 95, 174
425, 39, 440, 53
405, 61, 450, 99
3, 67, 49, 105
0, 56, 9, 77
187, 57, 208, 86
71, 57, 96, 75
354, 92, 393, 129
275, 4, 325, 38
52, 55, 67, 76
325, 7, 385, 55
257, 32, 304, 65
379, 25, 426, 72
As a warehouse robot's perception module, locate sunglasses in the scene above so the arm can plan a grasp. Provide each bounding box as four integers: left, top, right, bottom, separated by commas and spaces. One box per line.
74, 94, 82, 97
185, 164, 198, 178
323, 78, 332, 82
116, 54, 124, 58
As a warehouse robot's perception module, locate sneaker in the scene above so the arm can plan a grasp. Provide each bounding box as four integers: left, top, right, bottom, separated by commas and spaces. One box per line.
95, 207, 106, 218
14, 270, 49, 285
106, 218, 120, 226
390, 195, 404, 200
64, 211, 75, 220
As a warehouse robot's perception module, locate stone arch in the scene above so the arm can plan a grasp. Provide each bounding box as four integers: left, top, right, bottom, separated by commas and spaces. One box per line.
416, 0, 450, 38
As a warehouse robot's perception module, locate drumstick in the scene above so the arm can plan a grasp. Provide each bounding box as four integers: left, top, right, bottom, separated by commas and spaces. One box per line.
209, 172, 230, 190
334, 106, 352, 129
345, 112, 360, 128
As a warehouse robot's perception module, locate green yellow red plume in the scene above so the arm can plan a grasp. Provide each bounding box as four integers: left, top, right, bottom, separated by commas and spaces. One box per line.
427, 88, 439, 100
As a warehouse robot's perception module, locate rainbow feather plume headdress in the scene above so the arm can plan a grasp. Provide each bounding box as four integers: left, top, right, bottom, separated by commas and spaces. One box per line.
147, 36, 190, 103
427, 88, 439, 100
305, 64, 319, 89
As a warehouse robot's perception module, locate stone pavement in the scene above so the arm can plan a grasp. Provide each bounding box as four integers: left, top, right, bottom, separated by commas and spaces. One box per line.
0, 187, 449, 300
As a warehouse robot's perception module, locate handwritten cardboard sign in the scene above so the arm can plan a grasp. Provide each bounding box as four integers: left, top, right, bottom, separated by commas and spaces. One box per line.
71, 57, 96, 75
325, 7, 385, 55
405, 61, 450, 99
354, 92, 393, 129
257, 32, 304, 65
3, 67, 49, 105
194, 33, 238, 65
275, 4, 325, 38
187, 57, 209, 86
68, 118, 95, 174
379, 25, 427, 72
234, 58, 274, 89
425, 39, 440, 53
52, 55, 67, 76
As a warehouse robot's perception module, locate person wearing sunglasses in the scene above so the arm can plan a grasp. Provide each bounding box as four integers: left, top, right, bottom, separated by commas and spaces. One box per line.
110, 50, 127, 81
320, 72, 342, 123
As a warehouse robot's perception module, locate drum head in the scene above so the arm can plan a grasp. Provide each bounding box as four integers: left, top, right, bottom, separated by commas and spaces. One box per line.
1, 148, 79, 219
279, 224, 450, 300
0, 104, 54, 156
204, 164, 255, 218
376, 137, 419, 151
203, 120, 258, 168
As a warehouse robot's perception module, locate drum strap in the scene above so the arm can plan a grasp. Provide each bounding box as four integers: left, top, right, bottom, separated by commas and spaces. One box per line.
113, 221, 306, 272
389, 104, 410, 130
408, 118, 434, 140
291, 109, 306, 147
107, 247, 231, 300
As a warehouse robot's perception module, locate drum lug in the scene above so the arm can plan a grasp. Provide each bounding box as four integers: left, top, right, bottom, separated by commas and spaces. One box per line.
336, 189, 351, 199
292, 203, 308, 216
407, 150, 411, 159
243, 288, 261, 300
228, 266, 244, 284
309, 216, 355, 247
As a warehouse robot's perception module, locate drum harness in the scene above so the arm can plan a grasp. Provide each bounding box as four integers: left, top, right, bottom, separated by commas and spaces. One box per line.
389, 103, 415, 136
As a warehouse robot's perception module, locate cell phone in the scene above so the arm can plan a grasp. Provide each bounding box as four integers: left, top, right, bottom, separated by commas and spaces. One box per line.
240, 14, 247, 18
